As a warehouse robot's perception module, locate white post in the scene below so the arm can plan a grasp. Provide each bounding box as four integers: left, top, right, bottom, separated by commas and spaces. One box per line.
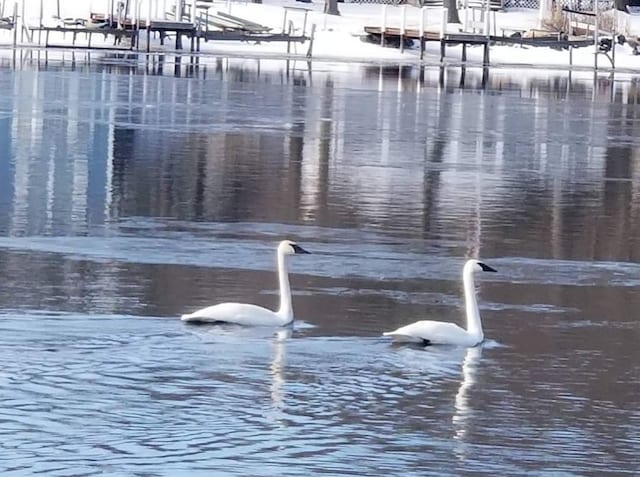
20, 0, 24, 42
484, 0, 490, 36
175, 0, 180, 20
594, 0, 599, 70
147, 0, 152, 50
419, 5, 427, 59
440, 7, 447, 39
463, 0, 469, 32
39, 0, 43, 26
190, 0, 196, 24
12, 1, 18, 46
162, 0, 166, 19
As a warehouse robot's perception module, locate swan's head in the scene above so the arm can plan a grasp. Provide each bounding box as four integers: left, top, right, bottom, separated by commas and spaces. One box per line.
465, 259, 497, 274
278, 240, 310, 256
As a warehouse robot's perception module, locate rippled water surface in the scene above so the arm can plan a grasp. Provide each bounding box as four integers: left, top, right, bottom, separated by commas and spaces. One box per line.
0, 53, 639, 475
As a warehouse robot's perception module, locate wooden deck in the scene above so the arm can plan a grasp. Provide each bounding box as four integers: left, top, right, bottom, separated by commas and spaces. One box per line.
364, 25, 596, 63
27, 18, 311, 54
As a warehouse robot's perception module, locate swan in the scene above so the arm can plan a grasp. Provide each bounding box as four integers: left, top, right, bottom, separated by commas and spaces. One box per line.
181, 240, 310, 326
383, 260, 496, 347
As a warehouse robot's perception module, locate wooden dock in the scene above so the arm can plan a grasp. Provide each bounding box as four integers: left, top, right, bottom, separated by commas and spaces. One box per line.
23, 13, 311, 55
364, 25, 596, 64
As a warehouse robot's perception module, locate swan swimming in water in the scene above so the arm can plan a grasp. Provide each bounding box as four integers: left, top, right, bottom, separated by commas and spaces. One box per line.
181, 240, 310, 326
383, 259, 496, 347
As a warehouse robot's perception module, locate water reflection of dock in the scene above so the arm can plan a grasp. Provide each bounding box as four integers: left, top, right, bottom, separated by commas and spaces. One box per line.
2, 57, 640, 262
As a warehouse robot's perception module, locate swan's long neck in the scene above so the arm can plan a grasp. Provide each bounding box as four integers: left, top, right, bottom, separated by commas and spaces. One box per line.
463, 267, 483, 340
276, 251, 293, 322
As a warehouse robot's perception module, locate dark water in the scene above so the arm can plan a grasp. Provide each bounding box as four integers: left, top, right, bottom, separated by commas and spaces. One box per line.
0, 52, 639, 475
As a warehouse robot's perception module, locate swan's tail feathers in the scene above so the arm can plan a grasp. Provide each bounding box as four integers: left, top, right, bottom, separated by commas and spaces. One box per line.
181, 312, 200, 322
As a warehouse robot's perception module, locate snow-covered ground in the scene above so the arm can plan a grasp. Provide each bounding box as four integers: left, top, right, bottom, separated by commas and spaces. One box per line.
1, 0, 640, 71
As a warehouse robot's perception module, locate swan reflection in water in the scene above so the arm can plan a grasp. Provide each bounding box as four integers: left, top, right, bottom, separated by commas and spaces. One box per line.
452, 345, 483, 461
268, 328, 291, 421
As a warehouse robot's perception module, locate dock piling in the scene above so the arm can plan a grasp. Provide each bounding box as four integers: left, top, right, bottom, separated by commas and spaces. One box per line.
147, 0, 152, 52
419, 6, 426, 60
307, 23, 316, 57
380, 5, 387, 46
12, 1, 17, 46
440, 7, 447, 62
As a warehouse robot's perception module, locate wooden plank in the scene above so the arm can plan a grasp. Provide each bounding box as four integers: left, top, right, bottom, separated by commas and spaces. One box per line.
202, 30, 307, 42
215, 11, 271, 31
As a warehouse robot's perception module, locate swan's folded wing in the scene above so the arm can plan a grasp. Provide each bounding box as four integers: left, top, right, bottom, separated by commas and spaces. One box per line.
181, 303, 287, 326
383, 320, 470, 344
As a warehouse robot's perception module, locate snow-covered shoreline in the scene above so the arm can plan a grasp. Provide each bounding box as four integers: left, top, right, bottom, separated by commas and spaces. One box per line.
1, 0, 640, 72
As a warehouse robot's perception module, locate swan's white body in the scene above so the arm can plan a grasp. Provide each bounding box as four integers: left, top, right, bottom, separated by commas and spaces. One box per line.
181, 240, 309, 327
383, 260, 496, 347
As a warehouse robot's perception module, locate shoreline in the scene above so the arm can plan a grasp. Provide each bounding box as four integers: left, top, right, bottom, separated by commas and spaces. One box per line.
0, 42, 636, 77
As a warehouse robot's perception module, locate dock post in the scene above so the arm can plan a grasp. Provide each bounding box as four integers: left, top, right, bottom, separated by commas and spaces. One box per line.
484, 0, 490, 35
611, 26, 616, 70
20, 0, 24, 43
12, 1, 17, 46
38, 0, 42, 45
482, 40, 489, 65
463, 0, 469, 31
400, 5, 406, 53
419, 6, 426, 60
462, 42, 467, 62
306, 23, 316, 58
569, 45, 573, 66
594, 1, 598, 70
380, 5, 387, 47
440, 7, 447, 62
147, 0, 152, 52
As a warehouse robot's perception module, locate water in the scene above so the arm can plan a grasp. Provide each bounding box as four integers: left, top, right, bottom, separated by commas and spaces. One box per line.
0, 52, 639, 475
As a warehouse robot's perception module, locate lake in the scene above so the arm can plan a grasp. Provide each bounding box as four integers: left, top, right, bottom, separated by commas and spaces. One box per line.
0, 51, 639, 475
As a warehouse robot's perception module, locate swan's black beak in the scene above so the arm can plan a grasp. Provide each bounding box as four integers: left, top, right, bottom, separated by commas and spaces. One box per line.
478, 262, 497, 272
292, 244, 310, 254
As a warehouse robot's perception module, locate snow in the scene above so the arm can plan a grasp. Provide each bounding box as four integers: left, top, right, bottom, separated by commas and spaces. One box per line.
1, 0, 640, 71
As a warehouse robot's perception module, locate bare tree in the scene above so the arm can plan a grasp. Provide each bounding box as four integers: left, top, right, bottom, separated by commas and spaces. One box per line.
614, 0, 628, 10
443, 0, 461, 24
324, 0, 340, 16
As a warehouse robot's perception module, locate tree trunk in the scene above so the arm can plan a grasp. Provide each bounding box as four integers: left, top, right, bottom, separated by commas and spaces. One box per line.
324, 0, 340, 16
614, 0, 628, 11
443, 0, 461, 24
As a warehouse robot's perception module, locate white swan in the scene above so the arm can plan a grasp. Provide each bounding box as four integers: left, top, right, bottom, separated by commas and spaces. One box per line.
383, 260, 496, 347
181, 240, 310, 326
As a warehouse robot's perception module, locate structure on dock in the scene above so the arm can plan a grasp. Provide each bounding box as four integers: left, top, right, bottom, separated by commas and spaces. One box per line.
3, 0, 314, 56
365, 3, 619, 69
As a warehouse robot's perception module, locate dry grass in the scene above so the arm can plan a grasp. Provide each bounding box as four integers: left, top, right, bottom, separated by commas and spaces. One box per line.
542, 4, 570, 33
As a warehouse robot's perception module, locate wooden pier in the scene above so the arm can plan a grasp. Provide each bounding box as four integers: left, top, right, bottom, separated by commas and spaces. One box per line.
9, 1, 313, 56
364, 25, 596, 65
